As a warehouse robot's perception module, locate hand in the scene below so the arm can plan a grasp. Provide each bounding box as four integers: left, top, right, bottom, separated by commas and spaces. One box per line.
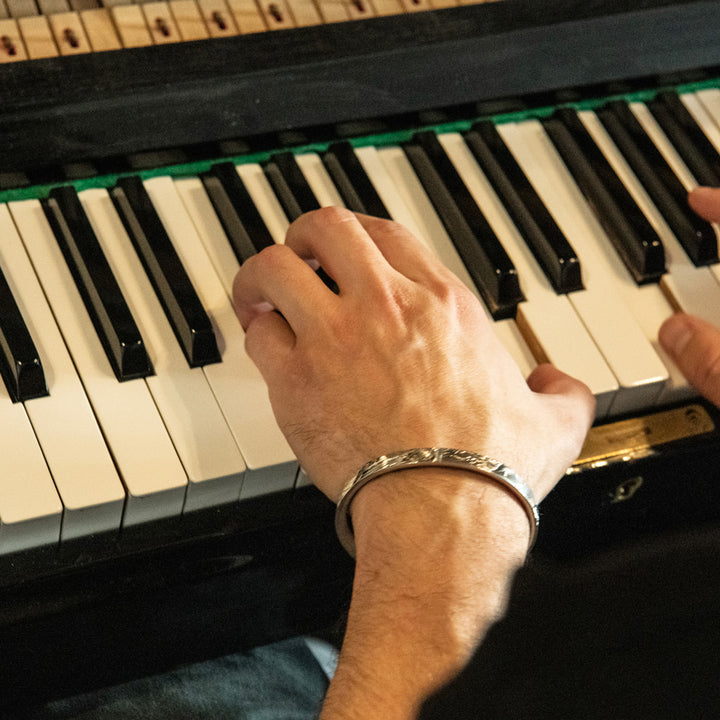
660, 187, 720, 407
233, 207, 594, 504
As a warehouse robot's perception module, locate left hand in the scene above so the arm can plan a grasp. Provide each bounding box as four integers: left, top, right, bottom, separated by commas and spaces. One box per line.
232, 207, 594, 503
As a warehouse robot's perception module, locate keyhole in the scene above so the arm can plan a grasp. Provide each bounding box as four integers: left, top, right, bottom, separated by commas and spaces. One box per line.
352, 0, 365, 11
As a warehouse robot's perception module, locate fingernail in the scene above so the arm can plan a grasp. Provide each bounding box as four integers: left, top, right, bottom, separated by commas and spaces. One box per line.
659, 315, 693, 358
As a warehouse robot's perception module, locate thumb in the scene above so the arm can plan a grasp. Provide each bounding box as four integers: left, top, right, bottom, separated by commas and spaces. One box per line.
527, 363, 594, 402
526, 363, 596, 427
659, 313, 720, 408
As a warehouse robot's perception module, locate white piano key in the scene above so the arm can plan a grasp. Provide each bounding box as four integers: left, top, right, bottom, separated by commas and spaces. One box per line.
142, 176, 297, 498
354, 144, 426, 237
579, 109, 720, 400
577, 110, 690, 400
696, 88, 720, 130
680, 91, 720, 154
500, 120, 670, 415
176, 178, 313, 496
0, 211, 62, 553
8, 199, 188, 526
80, 188, 247, 512
0, 383, 62, 554
374, 144, 537, 379
0, 204, 126, 540
294, 152, 345, 207
176, 177, 240, 294
437, 131, 618, 416
236, 163, 290, 244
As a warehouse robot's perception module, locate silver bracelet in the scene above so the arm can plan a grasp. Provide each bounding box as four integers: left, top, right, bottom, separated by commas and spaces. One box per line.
335, 448, 539, 558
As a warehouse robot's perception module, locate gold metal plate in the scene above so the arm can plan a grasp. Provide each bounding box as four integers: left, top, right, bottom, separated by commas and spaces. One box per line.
568, 404, 716, 473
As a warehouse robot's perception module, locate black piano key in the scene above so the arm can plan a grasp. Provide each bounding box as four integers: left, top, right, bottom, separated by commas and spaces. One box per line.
42, 186, 153, 382
647, 92, 720, 187
111, 176, 221, 368
0, 265, 48, 403
322, 142, 391, 219
598, 101, 718, 267
263, 152, 321, 221
201, 162, 275, 264
465, 121, 583, 294
543, 109, 666, 285
403, 131, 523, 319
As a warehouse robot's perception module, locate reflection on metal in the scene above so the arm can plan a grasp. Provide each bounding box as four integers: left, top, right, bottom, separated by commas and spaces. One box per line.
609, 476, 644, 504
568, 404, 715, 474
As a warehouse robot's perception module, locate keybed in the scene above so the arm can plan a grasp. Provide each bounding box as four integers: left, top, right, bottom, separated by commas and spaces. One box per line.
1, 87, 720, 555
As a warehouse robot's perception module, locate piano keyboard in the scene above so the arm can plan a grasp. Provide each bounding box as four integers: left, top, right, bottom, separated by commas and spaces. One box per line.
0, 0, 499, 60
2, 83, 720, 556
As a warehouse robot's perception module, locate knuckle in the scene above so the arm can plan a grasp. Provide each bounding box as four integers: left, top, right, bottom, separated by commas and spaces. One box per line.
302, 205, 356, 228
253, 242, 290, 265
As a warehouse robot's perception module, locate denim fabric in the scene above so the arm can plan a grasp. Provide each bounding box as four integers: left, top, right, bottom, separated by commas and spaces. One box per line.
15, 637, 336, 720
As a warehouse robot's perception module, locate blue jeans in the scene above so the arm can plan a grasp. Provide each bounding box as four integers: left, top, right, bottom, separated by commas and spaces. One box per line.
16, 638, 337, 720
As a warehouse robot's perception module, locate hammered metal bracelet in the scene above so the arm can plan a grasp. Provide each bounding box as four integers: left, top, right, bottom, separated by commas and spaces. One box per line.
335, 448, 539, 557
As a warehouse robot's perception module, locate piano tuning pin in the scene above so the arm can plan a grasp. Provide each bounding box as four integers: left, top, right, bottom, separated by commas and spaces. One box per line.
1, 35, 17, 57
268, 3, 283, 23
211, 10, 227, 30
63, 28, 79, 49
154, 17, 171, 37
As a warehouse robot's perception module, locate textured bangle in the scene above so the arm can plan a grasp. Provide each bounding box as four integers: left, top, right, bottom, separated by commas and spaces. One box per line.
335, 448, 539, 558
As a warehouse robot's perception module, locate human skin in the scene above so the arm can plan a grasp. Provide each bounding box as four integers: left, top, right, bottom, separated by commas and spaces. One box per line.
660, 187, 720, 408
233, 207, 594, 720
232, 189, 720, 720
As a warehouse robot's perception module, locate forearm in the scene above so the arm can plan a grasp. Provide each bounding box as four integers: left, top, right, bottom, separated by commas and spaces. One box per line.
319, 468, 529, 720
232, 207, 594, 718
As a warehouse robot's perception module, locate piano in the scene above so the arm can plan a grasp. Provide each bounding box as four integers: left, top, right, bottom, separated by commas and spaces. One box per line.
1, 0, 720, 709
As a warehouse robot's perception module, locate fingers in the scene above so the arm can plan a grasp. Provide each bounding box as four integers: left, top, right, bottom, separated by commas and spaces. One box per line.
283, 207, 390, 294
660, 313, 720, 408
242, 308, 296, 378
232, 242, 337, 332
688, 187, 720, 222
527, 363, 591, 400
234, 207, 464, 337
285, 208, 452, 289
352, 213, 451, 283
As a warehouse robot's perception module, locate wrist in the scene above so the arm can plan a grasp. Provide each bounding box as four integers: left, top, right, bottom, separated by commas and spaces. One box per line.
350, 467, 530, 643
351, 466, 531, 571
336, 448, 539, 558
